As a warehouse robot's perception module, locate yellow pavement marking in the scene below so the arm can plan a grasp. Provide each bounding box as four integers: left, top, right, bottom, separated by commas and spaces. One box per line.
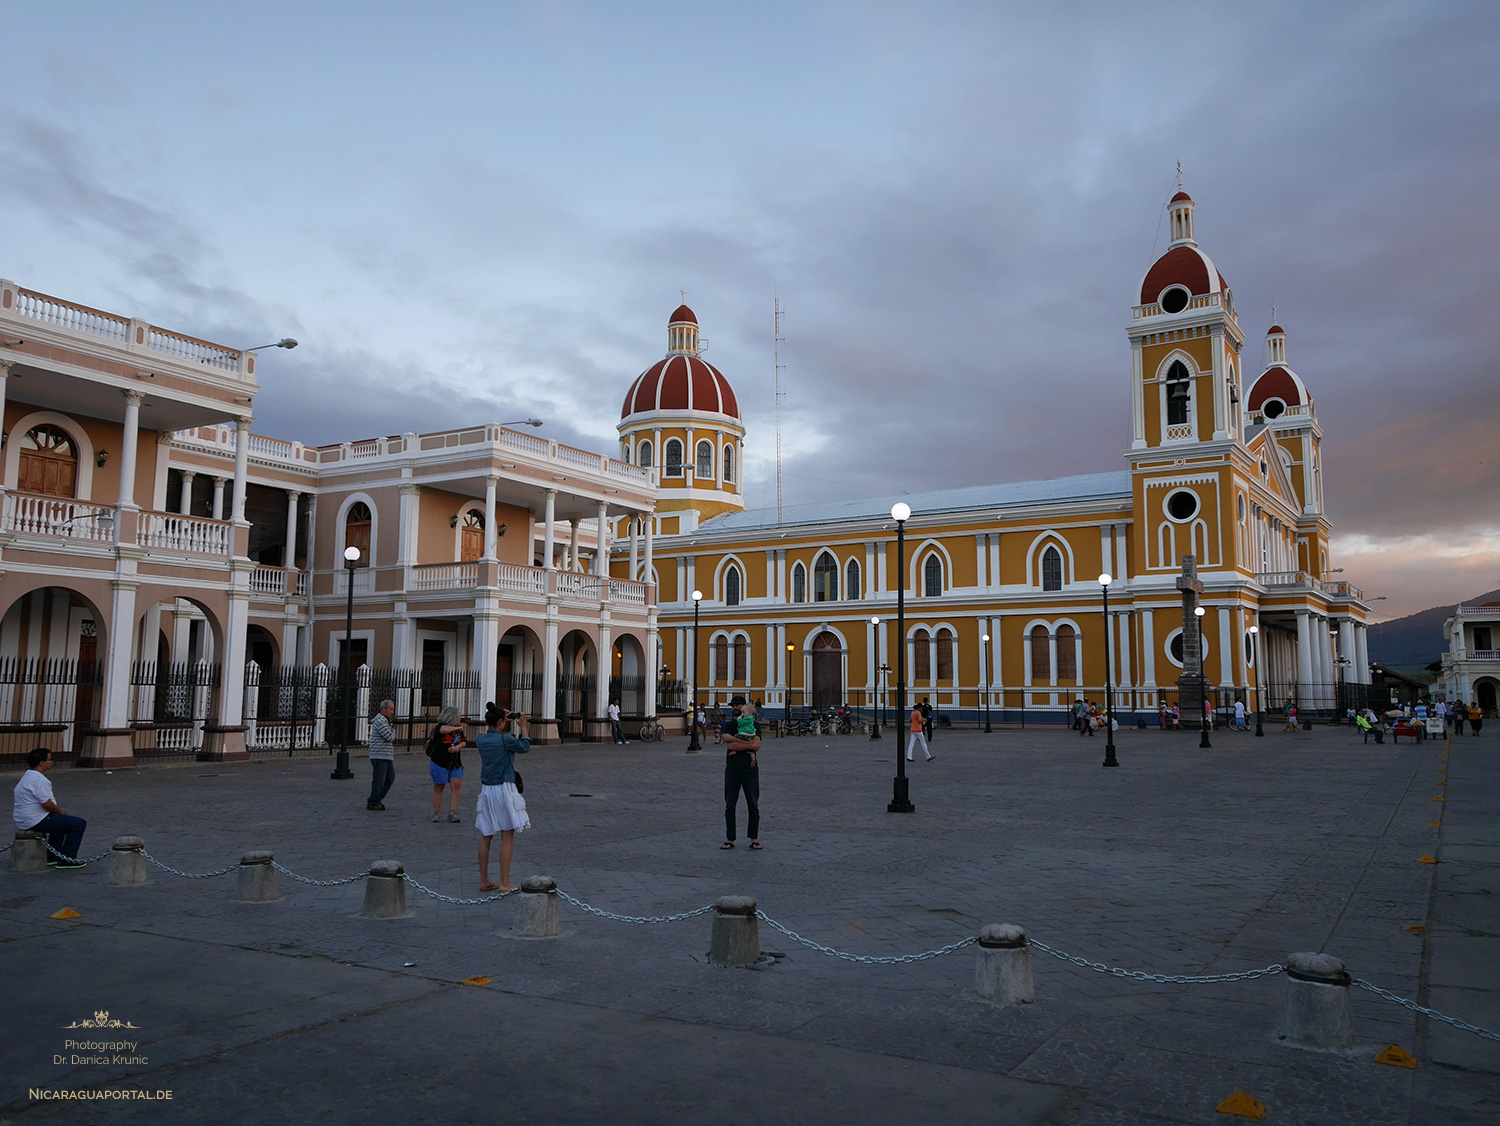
1215, 1090, 1265, 1118
1418, 855, 1438, 864
460, 975, 492, 987
1375, 1044, 1417, 1068
49, 908, 82, 920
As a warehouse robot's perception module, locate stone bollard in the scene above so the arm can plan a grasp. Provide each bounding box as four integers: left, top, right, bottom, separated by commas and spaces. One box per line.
359, 860, 409, 919
974, 924, 1035, 1006
1279, 952, 1354, 1049
511, 875, 560, 938
7, 830, 48, 874
236, 850, 280, 902
708, 895, 760, 966
108, 837, 149, 886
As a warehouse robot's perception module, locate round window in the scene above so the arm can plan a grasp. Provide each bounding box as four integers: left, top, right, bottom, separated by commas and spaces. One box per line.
1262, 398, 1286, 420
1165, 627, 1209, 668
1160, 286, 1190, 314
1244, 632, 1256, 668
1164, 489, 1200, 522
1259, 458, 1269, 481
1237, 495, 1246, 523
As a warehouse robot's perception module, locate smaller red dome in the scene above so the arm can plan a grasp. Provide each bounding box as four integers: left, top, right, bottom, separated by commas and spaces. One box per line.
1170, 191, 1193, 203
669, 304, 697, 325
1247, 366, 1305, 412
1267, 324, 1285, 335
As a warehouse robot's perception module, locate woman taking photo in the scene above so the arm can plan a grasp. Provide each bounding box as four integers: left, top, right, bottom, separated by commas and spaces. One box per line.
476, 702, 531, 892
428, 705, 467, 823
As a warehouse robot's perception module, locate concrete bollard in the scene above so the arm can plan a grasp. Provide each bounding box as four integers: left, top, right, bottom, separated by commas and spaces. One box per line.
7, 830, 48, 874
360, 860, 409, 919
236, 850, 280, 902
511, 875, 560, 938
108, 836, 149, 886
975, 924, 1035, 1006
708, 895, 760, 966
1279, 952, 1354, 1049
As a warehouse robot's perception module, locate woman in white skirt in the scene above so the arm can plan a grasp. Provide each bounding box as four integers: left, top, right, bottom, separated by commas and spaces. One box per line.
475, 702, 531, 892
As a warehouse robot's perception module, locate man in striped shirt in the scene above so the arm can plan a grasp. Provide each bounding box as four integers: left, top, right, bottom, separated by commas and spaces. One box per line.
367, 699, 397, 811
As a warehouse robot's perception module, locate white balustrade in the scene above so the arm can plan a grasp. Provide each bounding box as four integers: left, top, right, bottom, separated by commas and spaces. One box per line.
139, 512, 231, 555
611, 578, 647, 605
11, 288, 129, 340
147, 326, 241, 371
333, 568, 376, 596
250, 567, 288, 596
410, 562, 479, 592
496, 563, 547, 594
497, 428, 549, 457
1165, 424, 1194, 442
558, 444, 604, 472
555, 572, 605, 600
1, 494, 115, 542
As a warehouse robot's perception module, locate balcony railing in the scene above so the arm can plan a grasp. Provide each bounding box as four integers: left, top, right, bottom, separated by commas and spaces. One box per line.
1256, 570, 1326, 593
555, 572, 605, 600
250, 566, 309, 598
1456, 604, 1500, 615
411, 562, 478, 592
1, 493, 115, 542
139, 512, 231, 556
611, 577, 649, 606
1326, 580, 1365, 601
333, 568, 376, 596
1133, 292, 1221, 320
497, 563, 547, 594
1458, 650, 1498, 661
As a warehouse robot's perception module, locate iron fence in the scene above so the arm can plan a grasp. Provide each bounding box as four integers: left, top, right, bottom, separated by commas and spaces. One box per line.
0, 657, 102, 764
129, 661, 222, 759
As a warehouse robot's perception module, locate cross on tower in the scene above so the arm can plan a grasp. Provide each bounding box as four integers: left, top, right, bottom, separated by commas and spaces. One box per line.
1175, 555, 1208, 716
681, 287, 687, 304
1177, 161, 1183, 191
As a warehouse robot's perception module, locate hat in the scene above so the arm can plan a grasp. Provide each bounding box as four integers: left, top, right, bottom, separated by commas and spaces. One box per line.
729, 695, 747, 707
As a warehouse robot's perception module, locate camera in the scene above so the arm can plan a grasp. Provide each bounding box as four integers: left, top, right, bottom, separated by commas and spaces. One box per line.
507, 711, 522, 720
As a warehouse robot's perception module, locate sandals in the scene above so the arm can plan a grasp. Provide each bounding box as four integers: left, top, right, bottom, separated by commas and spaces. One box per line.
721, 842, 735, 849
749, 842, 763, 850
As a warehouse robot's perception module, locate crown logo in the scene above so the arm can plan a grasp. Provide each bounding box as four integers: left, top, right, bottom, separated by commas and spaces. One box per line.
64, 1010, 138, 1029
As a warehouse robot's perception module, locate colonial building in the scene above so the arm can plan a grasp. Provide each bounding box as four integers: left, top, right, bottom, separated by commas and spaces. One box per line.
1441, 602, 1500, 713
617, 193, 1373, 721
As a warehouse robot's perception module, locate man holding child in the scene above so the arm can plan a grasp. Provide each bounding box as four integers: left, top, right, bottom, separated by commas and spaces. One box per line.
720, 695, 762, 851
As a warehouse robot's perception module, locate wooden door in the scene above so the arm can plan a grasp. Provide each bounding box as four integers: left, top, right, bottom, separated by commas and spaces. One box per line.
461, 512, 484, 563
496, 646, 513, 711
811, 632, 842, 711
18, 425, 78, 497
72, 631, 98, 754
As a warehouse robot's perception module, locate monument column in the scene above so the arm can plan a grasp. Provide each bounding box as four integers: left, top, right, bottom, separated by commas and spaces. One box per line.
1174, 556, 1206, 716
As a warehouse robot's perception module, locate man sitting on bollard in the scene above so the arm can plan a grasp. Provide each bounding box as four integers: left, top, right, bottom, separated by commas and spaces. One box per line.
12, 748, 87, 868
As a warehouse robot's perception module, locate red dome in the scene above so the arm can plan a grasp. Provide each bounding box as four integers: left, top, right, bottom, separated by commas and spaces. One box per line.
622, 354, 740, 420
669, 304, 698, 326
1140, 245, 1225, 304
1267, 324, 1285, 335
1247, 366, 1304, 411
1170, 191, 1193, 203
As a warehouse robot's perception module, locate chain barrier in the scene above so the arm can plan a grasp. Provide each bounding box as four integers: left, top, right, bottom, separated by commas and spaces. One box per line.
138, 848, 239, 880
557, 890, 716, 925
756, 911, 978, 964
402, 874, 519, 906
43, 839, 117, 866
1355, 979, 1500, 1043
1028, 940, 1285, 985
270, 861, 366, 888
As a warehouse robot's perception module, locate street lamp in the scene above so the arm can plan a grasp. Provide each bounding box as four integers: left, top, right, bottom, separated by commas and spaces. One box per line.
244, 338, 298, 352
888, 502, 914, 813
981, 633, 993, 733
869, 616, 882, 740
687, 589, 703, 752
331, 544, 361, 780
878, 663, 891, 731
1248, 624, 1265, 737
1099, 574, 1118, 767
1195, 605, 1211, 749
500, 418, 544, 428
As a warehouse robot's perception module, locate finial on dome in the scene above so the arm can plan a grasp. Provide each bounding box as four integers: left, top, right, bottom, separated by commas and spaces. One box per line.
1266, 321, 1287, 367
1168, 174, 1196, 246
667, 301, 700, 356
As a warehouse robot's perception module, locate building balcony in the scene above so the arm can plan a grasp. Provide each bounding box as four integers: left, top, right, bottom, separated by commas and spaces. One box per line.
323, 562, 652, 608
1, 492, 235, 561
250, 565, 309, 600
1256, 570, 1325, 593
1451, 651, 1499, 662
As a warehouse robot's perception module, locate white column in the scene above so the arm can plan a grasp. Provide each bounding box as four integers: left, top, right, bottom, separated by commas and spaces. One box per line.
396, 483, 419, 567
542, 489, 557, 570
645, 624, 659, 711
101, 580, 139, 728
1100, 525, 1113, 581
211, 476, 226, 521
178, 469, 196, 515
642, 516, 654, 593
303, 495, 317, 590
1338, 619, 1356, 687
765, 623, 777, 698
595, 501, 608, 577
542, 616, 559, 722
988, 535, 1001, 589
975, 535, 987, 590
1354, 624, 1370, 684
220, 591, 249, 725
629, 516, 639, 579
1116, 610, 1132, 687
231, 417, 249, 525
483, 474, 499, 560
1232, 606, 1247, 688
595, 621, 611, 718
568, 520, 581, 571
1115, 525, 1129, 581
284, 490, 300, 569
1048, 631, 1058, 688
281, 617, 300, 669
1141, 609, 1156, 687
0, 361, 10, 476
877, 542, 887, 592
151, 431, 171, 511
473, 608, 499, 710
865, 541, 877, 595
1295, 610, 1314, 703
1217, 606, 1232, 686
118, 390, 145, 509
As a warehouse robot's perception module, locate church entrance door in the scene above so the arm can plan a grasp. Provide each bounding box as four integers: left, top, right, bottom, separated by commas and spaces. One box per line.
811, 632, 842, 711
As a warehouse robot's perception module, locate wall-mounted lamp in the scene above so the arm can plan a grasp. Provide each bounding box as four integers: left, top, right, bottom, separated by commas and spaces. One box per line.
497, 523, 507, 538
96, 449, 109, 468
1, 338, 23, 347
134, 371, 155, 379
450, 515, 459, 528
234, 397, 253, 404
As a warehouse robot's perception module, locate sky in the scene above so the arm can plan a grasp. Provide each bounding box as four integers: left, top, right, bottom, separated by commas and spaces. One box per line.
1, 1, 1497, 620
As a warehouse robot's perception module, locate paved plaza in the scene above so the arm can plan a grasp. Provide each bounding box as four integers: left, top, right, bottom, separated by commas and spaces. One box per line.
1, 721, 1496, 1124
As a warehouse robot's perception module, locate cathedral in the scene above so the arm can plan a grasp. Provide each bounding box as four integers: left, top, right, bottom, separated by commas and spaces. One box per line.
610, 191, 1373, 722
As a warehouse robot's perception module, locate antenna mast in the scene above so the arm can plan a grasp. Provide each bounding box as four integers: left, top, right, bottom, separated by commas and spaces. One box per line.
774, 297, 785, 526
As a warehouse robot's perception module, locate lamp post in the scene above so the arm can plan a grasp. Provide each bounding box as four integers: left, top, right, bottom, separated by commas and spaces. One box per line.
1248, 624, 1265, 737
331, 544, 361, 780
878, 663, 891, 731
1099, 574, 1118, 767
869, 616, 882, 739
888, 503, 914, 813
687, 589, 702, 752
1195, 605, 1212, 749
981, 633, 993, 733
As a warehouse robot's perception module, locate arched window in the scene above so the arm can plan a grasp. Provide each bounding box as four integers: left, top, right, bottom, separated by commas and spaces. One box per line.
622, 445, 631, 464
1165, 361, 1192, 426
792, 562, 807, 604
813, 552, 839, 602
638, 439, 653, 469
914, 628, 931, 681
1041, 546, 1063, 591
846, 558, 861, 601
1056, 624, 1077, 679
712, 637, 729, 682
732, 636, 747, 683
695, 440, 713, 478
724, 566, 741, 607
923, 554, 943, 597
1030, 625, 1051, 681
460, 510, 484, 562
936, 628, 954, 682
664, 439, 683, 477
723, 444, 735, 483
18, 425, 78, 498
345, 502, 372, 566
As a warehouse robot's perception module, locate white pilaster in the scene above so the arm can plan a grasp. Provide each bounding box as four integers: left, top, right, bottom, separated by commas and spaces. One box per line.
1141, 608, 1156, 687
118, 391, 144, 509
595, 501, 608, 577
284, 490, 300, 569
1295, 610, 1314, 703
231, 417, 249, 526
1217, 606, 1232, 686
483, 474, 498, 560
542, 489, 556, 570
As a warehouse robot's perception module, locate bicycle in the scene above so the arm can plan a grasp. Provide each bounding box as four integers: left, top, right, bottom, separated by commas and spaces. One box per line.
636, 717, 666, 743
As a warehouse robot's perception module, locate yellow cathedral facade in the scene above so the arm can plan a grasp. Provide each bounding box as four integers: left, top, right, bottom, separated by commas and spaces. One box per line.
610, 191, 1373, 723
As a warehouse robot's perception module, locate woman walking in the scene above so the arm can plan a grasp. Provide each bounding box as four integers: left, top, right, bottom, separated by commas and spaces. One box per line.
476, 702, 530, 892
428, 706, 467, 823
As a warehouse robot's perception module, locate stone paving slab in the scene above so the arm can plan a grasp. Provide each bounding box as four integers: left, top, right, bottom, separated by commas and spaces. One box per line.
0, 723, 1495, 1122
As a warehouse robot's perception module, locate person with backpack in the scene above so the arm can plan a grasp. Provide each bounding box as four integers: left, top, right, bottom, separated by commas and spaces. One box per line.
426, 705, 467, 823
1453, 700, 1466, 736
476, 702, 530, 892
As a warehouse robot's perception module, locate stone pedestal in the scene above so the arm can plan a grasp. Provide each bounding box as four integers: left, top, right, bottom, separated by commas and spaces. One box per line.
583, 718, 611, 743
236, 850, 280, 902
108, 836, 149, 885
199, 725, 250, 762
360, 860, 409, 919
7, 830, 47, 874
1279, 952, 1354, 1049
511, 875, 560, 937
975, 924, 1034, 1005
530, 718, 562, 746
78, 729, 136, 768
709, 895, 760, 966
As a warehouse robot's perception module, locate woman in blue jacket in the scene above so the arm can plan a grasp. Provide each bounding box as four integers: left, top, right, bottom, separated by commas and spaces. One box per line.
475, 702, 530, 892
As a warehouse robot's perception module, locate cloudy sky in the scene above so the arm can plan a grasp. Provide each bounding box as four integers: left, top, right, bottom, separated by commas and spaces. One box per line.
2, 1, 1496, 619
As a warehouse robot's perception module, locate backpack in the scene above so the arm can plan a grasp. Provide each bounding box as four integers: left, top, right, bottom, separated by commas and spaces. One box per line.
425, 725, 448, 766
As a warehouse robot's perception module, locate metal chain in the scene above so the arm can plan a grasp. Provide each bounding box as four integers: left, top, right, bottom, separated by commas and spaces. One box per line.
138, 848, 239, 880
756, 911, 978, 964
1355, 979, 1500, 1043
1029, 940, 1285, 985
43, 839, 117, 866
270, 861, 366, 888
402, 874, 519, 906
557, 890, 716, 924
0, 842, 10, 854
